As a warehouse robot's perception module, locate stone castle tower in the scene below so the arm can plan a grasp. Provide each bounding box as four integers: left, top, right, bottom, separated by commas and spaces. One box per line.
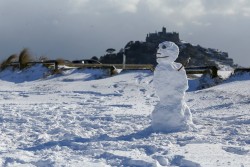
146, 27, 180, 44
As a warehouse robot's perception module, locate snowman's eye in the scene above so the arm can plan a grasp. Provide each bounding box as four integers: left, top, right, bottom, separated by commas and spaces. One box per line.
162, 45, 166, 49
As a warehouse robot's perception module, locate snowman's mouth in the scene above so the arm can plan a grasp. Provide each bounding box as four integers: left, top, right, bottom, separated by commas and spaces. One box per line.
156, 53, 169, 58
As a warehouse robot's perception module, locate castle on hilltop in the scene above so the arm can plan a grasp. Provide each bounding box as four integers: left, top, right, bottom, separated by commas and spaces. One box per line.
146, 27, 180, 43
100, 27, 234, 68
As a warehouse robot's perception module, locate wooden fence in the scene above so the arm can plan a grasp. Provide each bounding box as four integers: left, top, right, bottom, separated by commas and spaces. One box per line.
185, 66, 218, 78
234, 68, 250, 74
7, 61, 219, 78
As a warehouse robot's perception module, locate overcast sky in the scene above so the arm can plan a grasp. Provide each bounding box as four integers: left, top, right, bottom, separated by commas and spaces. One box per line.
0, 0, 250, 66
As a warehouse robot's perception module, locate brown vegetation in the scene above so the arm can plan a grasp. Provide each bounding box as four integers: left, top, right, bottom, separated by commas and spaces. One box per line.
0, 54, 18, 71
19, 48, 33, 69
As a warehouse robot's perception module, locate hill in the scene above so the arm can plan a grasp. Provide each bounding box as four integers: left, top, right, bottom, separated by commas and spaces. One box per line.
100, 27, 235, 69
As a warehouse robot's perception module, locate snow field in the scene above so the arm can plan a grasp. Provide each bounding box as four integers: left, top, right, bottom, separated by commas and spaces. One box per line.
0, 66, 249, 166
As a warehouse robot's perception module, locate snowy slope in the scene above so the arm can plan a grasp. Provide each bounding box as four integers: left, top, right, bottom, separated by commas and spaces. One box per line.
0, 67, 249, 167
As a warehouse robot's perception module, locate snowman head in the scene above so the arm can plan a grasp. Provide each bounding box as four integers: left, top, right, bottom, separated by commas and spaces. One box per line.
156, 41, 179, 64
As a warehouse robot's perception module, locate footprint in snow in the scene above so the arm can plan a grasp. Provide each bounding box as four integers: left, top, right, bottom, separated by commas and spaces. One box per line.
222, 146, 249, 155
140, 88, 146, 94
112, 84, 119, 88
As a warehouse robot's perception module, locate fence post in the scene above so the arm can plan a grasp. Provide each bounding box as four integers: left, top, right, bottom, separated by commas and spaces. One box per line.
55, 61, 58, 71
123, 53, 126, 69
210, 66, 218, 78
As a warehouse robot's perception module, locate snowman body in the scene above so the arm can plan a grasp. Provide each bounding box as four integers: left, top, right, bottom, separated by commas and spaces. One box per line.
151, 41, 193, 133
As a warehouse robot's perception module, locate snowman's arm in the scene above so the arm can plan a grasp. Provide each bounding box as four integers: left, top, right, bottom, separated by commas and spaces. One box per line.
177, 57, 191, 71
177, 64, 184, 71
172, 63, 183, 70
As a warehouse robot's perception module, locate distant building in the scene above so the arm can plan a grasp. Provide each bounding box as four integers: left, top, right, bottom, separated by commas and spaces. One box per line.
146, 27, 180, 44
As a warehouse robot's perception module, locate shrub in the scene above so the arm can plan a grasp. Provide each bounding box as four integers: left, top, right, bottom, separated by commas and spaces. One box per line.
19, 48, 33, 69
55, 58, 66, 65
0, 54, 18, 71
39, 56, 49, 62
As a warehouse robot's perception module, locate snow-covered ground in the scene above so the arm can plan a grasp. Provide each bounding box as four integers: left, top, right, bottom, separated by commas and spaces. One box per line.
0, 66, 249, 167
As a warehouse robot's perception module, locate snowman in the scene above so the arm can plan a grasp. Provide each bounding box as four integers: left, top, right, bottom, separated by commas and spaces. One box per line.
151, 41, 193, 133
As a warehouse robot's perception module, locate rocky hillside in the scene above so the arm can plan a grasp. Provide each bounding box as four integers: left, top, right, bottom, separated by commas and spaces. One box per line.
177, 42, 234, 69
100, 27, 235, 69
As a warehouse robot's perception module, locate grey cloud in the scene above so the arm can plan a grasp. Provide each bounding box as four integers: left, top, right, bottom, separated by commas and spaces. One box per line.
0, 0, 250, 66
